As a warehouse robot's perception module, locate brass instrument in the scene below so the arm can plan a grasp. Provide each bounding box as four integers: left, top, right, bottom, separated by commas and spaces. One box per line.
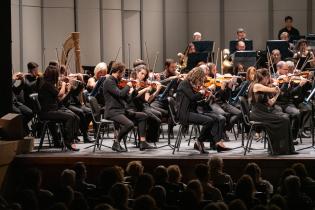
61, 32, 82, 74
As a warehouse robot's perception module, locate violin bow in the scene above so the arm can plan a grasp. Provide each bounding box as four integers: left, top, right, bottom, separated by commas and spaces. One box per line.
144, 41, 150, 70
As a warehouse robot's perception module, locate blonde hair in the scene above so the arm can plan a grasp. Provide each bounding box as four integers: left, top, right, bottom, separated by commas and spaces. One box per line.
94, 62, 107, 78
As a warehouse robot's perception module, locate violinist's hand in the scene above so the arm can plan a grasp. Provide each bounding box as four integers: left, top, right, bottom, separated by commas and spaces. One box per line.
275, 86, 280, 94
66, 83, 71, 92
146, 86, 153, 92
13, 72, 23, 80
127, 82, 133, 87
156, 83, 162, 91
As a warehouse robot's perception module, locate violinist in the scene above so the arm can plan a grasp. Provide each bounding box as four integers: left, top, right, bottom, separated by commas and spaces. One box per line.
38, 65, 80, 151
175, 67, 215, 154
248, 68, 296, 155
103, 62, 154, 152
127, 65, 163, 143
273, 61, 304, 140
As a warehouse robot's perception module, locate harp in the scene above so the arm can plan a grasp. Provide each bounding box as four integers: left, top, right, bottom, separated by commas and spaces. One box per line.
61, 32, 82, 73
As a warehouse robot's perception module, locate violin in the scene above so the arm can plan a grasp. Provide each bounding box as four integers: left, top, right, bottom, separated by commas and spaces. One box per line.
117, 78, 137, 89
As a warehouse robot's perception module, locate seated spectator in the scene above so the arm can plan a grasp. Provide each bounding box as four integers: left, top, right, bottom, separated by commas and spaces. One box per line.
134, 173, 154, 198
109, 183, 131, 210
15, 189, 39, 210
94, 203, 115, 210
234, 175, 260, 210
153, 165, 169, 189
276, 168, 296, 195
150, 185, 178, 210
269, 194, 288, 210
124, 161, 144, 189
21, 168, 54, 210
291, 163, 315, 198
228, 199, 247, 210
244, 162, 273, 202
283, 175, 312, 210
133, 195, 158, 210
73, 162, 96, 196
208, 156, 233, 197
98, 166, 124, 196
166, 165, 186, 205
194, 163, 223, 202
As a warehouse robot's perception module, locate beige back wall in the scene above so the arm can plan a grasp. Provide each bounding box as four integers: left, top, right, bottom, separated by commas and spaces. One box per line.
11, 0, 314, 73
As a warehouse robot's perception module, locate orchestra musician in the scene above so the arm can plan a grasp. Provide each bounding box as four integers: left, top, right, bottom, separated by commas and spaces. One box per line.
248, 68, 297, 155
127, 65, 163, 143
102, 62, 154, 152
278, 16, 300, 43
293, 39, 315, 70
236, 28, 248, 41
38, 64, 80, 151
176, 67, 229, 154
87, 62, 108, 92
279, 32, 295, 52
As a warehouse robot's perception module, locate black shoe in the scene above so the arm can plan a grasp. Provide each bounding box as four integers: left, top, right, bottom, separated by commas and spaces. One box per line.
194, 142, 209, 154
293, 140, 299, 145
65, 143, 80, 152
301, 131, 311, 138
112, 141, 123, 152
139, 141, 155, 151
83, 136, 95, 143
290, 151, 299, 155
216, 143, 232, 152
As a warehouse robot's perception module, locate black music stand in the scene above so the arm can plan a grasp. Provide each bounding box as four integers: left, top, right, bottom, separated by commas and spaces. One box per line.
187, 52, 210, 71
229, 40, 253, 54
192, 41, 214, 53
297, 86, 315, 151
266, 40, 292, 60
233, 51, 257, 70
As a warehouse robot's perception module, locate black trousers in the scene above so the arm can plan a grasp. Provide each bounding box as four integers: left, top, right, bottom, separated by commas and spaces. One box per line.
13, 102, 33, 135
143, 105, 162, 142
68, 105, 92, 136
211, 102, 241, 130
109, 111, 147, 142
187, 112, 214, 142
204, 112, 226, 142
40, 108, 80, 143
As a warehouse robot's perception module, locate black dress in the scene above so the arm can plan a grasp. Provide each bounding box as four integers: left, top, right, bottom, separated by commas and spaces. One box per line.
250, 91, 295, 154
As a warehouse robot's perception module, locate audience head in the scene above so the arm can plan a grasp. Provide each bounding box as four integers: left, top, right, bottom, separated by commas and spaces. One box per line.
167, 164, 182, 183
291, 162, 309, 180
22, 168, 42, 191
244, 162, 262, 184
98, 166, 124, 194
134, 173, 155, 198
269, 194, 288, 210
208, 156, 224, 178
235, 175, 255, 200
94, 203, 115, 210
186, 179, 203, 203
49, 202, 68, 210
126, 160, 144, 178
133, 195, 157, 210
60, 169, 76, 188
150, 185, 167, 207
228, 199, 247, 210
15, 189, 39, 210
73, 162, 87, 182
194, 163, 210, 182
284, 175, 301, 196
109, 183, 129, 208
153, 165, 168, 185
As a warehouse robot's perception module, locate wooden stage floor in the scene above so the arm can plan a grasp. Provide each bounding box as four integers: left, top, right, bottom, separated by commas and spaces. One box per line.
11, 131, 315, 187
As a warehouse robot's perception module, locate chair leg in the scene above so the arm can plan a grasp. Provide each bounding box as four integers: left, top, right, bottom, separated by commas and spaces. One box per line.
244, 125, 253, 155
173, 125, 182, 154
38, 122, 48, 152
57, 123, 66, 151
93, 123, 102, 152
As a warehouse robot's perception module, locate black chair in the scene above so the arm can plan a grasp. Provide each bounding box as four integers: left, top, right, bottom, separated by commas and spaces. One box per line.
168, 97, 202, 154
29, 93, 66, 152
239, 96, 274, 155
86, 96, 120, 152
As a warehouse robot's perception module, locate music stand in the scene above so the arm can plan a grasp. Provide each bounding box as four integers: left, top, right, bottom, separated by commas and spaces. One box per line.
192, 41, 214, 53
229, 40, 253, 54
187, 52, 210, 71
266, 40, 292, 60
233, 51, 257, 70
